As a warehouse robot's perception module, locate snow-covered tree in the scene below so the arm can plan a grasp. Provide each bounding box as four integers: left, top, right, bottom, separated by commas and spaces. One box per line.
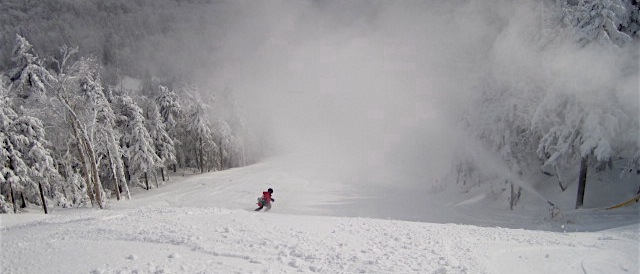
120, 95, 161, 189
74, 57, 130, 200
0, 83, 60, 213
459, 0, 639, 209
147, 104, 176, 181
213, 119, 232, 170
155, 85, 182, 172
6, 34, 55, 99
187, 100, 217, 173
532, 86, 637, 208
619, 0, 640, 38
223, 89, 250, 167
45, 48, 109, 209
155, 85, 181, 130
463, 86, 541, 177
0, 91, 30, 213
556, 0, 633, 46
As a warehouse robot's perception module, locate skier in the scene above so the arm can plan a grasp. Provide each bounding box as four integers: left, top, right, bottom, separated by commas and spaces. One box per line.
255, 188, 275, 211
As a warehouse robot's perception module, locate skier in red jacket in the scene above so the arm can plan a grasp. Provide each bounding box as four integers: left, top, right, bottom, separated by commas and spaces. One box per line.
255, 188, 274, 211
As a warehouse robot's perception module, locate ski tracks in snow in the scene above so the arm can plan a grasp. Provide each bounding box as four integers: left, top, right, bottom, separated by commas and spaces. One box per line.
1, 205, 638, 273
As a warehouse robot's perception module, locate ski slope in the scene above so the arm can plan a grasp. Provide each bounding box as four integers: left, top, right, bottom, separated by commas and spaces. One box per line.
1, 157, 639, 273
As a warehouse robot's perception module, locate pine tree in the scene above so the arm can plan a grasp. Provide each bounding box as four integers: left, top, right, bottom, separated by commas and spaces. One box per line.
532, 89, 635, 208
120, 95, 161, 189
224, 89, 250, 167
187, 102, 217, 173
6, 34, 55, 99
213, 119, 232, 170
148, 104, 176, 181
155, 85, 181, 130
0, 82, 60, 213
155, 85, 182, 172
557, 0, 633, 46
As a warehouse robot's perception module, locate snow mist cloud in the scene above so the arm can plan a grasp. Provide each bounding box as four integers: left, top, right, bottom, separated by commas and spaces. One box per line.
191, 0, 637, 189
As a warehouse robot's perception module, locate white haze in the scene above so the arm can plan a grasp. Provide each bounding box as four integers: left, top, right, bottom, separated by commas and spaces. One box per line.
188, 0, 637, 190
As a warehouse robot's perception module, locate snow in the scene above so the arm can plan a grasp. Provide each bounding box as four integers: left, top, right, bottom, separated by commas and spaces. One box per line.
1, 156, 639, 274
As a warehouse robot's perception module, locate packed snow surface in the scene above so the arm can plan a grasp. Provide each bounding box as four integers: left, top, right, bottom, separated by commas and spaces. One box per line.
1, 157, 639, 273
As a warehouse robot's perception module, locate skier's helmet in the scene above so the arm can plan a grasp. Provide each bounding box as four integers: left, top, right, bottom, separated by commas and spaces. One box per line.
268, 188, 273, 193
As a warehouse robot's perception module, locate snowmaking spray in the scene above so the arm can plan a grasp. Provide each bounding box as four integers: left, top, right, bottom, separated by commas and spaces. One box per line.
457, 133, 562, 219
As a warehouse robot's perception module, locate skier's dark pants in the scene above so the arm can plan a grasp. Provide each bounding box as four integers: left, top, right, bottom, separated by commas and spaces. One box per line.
255, 203, 271, 211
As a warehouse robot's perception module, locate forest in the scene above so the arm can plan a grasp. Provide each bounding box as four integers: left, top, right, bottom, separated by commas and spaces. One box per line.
0, 0, 639, 214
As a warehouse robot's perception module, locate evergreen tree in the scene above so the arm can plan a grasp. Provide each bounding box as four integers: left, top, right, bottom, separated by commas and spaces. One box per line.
557, 0, 633, 46
532, 88, 636, 208
155, 85, 182, 172
147, 104, 176, 181
224, 89, 250, 167
155, 85, 181, 130
187, 101, 217, 173
120, 95, 161, 189
6, 34, 54, 99
213, 119, 232, 170
0, 82, 60, 213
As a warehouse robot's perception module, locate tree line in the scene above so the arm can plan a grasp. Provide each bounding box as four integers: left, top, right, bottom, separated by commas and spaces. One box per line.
457, 0, 639, 209
1, 35, 255, 213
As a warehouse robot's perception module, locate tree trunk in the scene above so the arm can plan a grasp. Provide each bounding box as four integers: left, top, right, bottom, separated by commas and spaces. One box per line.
84, 137, 104, 208
510, 181, 515, 210
20, 192, 27, 208
124, 158, 131, 182
145, 172, 149, 190
160, 167, 166, 181
65, 101, 102, 208
107, 148, 121, 201
56, 81, 105, 208
509, 181, 521, 211
198, 137, 204, 173
9, 181, 16, 213
219, 144, 223, 170
71, 120, 96, 208
121, 157, 132, 200
38, 182, 48, 214
575, 156, 589, 209
241, 140, 246, 167
154, 171, 159, 188
166, 167, 170, 181
554, 165, 567, 192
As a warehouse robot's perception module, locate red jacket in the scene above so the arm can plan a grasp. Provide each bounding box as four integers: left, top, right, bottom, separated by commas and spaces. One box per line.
262, 191, 272, 204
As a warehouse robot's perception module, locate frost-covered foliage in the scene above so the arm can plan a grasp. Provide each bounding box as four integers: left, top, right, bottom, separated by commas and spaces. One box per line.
556, 0, 633, 46
75, 58, 129, 199
148, 104, 176, 169
464, 86, 541, 176
223, 90, 251, 167
119, 95, 161, 184
6, 34, 55, 99
155, 85, 181, 130
0, 82, 60, 213
185, 93, 218, 173
532, 88, 635, 171
64, 172, 89, 207
459, 0, 639, 204
0, 4, 256, 212
619, 0, 640, 37
213, 119, 232, 170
